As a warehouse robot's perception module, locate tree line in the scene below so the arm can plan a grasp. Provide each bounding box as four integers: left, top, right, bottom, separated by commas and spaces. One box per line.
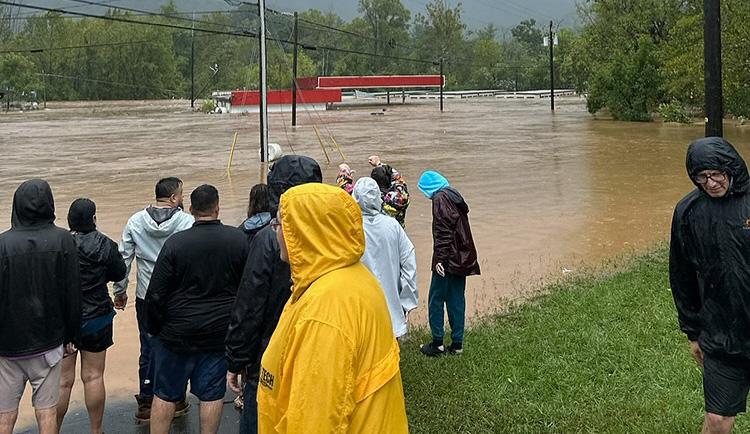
2, 0, 748, 122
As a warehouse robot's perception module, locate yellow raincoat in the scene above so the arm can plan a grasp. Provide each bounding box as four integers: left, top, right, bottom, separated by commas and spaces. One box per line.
257, 183, 408, 434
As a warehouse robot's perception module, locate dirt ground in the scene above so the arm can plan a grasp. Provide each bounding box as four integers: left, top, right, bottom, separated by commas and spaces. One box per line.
3, 96, 750, 432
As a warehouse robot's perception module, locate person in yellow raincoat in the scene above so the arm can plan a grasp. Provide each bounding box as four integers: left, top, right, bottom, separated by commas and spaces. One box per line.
257, 183, 408, 434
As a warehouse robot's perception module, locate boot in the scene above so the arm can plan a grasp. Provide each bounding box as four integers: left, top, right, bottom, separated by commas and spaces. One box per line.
134, 395, 152, 423
174, 399, 190, 418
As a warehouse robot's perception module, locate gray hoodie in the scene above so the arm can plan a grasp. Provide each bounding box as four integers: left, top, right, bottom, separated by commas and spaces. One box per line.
113, 207, 194, 299
352, 177, 418, 338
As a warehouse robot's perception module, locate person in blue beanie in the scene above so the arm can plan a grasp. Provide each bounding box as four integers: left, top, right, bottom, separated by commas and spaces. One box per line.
417, 171, 480, 356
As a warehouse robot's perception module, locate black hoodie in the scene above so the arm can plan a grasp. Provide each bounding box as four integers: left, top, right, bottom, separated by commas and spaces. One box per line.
225, 155, 322, 374
0, 180, 81, 357
670, 137, 750, 357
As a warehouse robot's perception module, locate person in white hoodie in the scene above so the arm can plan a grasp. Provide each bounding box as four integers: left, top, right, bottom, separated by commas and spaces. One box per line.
352, 177, 418, 338
113, 177, 194, 422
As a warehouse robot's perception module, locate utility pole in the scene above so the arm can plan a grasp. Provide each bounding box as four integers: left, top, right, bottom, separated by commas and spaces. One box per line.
291, 11, 298, 127
439, 58, 444, 113
549, 20, 555, 112
258, 0, 269, 164
190, 11, 195, 109
704, 0, 723, 137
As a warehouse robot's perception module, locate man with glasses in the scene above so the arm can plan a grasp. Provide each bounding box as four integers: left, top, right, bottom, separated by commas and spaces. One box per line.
670, 137, 750, 434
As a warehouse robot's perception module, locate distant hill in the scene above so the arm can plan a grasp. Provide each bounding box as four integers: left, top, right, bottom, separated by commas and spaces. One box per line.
18, 0, 579, 29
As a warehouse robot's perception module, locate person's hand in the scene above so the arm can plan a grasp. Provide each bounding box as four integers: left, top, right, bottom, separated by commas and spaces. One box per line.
64, 343, 77, 357
689, 340, 704, 367
114, 293, 128, 310
227, 371, 243, 395
435, 262, 446, 277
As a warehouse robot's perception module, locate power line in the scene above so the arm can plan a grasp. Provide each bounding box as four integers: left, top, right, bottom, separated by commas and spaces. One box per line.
2, 2, 437, 66
0, 39, 153, 54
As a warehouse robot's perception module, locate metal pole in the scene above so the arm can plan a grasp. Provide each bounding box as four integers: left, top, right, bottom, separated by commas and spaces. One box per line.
258, 0, 269, 163
291, 11, 298, 127
387, 90, 390, 105
704, 0, 723, 137
439, 58, 444, 113
190, 12, 195, 109
549, 20, 555, 112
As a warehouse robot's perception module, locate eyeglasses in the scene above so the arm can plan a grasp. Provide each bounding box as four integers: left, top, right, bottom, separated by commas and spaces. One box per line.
693, 172, 727, 184
270, 218, 281, 232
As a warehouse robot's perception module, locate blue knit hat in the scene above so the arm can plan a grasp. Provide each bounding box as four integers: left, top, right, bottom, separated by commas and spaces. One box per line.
418, 171, 449, 199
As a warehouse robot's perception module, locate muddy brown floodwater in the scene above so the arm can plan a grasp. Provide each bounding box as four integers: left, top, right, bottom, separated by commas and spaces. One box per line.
2, 97, 750, 430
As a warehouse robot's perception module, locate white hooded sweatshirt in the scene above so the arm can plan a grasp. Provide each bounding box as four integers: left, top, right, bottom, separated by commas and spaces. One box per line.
352, 177, 418, 337
113, 207, 194, 300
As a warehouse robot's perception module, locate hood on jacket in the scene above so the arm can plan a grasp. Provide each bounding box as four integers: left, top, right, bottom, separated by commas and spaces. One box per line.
352, 177, 383, 217
686, 137, 750, 195
280, 183, 364, 299
268, 155, 323, 215
142, 207, 189, 238
442, 187, 469, 214
73, 231, 112, 263
11, 179, 55, 229
68, 198, 96, 233
242, 212, 272, 233
418, 171, 450, 199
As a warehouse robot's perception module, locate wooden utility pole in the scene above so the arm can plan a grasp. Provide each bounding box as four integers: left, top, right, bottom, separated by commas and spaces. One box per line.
439, 58, 444, 112
704, 0, 723, 137
258, 0, 269, 164
291, 11, 298, 126
549, 20, 555, 112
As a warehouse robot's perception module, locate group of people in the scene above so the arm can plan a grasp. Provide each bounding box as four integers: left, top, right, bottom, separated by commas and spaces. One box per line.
0, 153, 480, 434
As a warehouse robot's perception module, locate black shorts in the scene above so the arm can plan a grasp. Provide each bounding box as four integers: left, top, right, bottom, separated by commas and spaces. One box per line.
704, 352, 750, 417
78, 323, 114, 353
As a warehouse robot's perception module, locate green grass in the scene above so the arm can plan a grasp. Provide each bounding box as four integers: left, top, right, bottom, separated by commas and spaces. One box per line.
400, 247, 750, 433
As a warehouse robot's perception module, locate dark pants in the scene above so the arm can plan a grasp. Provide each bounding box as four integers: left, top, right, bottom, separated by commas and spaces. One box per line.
240, 372, 259, 434
135, 298, 153, 400
428, 272, 466, 344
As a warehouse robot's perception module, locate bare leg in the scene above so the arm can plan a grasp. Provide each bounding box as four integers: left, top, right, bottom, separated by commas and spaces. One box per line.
199, 399, 224, 434
149, 396, 175, 434
702, 413, 735, 434
35, 407, 58, 434
0, 410, 19, 434
56, 353, 78, 428
80, 351, 107, 434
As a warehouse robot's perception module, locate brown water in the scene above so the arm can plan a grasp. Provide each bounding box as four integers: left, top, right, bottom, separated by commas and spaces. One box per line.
2, 97, 749, 428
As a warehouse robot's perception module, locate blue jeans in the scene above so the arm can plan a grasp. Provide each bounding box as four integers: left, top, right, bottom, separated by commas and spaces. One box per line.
428, 272, 466, 344
135, 298, 153, 399
240, 372, 259, 434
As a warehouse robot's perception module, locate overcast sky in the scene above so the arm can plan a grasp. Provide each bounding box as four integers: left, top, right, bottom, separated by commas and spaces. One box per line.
19, 0, 580, 30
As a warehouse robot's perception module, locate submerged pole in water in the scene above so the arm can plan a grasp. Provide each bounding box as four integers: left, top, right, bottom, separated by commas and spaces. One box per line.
704, 0, 723, 137
291, 11, 298, 127
439, 58, 444, 113
190, 12, 195, 109
549, 20, 555, 112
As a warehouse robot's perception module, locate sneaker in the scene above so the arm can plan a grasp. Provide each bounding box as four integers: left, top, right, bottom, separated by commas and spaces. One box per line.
419, 341, 445, 357
447, 342, 463, 355
134, 395, 152, 423
174, 399, 190, 418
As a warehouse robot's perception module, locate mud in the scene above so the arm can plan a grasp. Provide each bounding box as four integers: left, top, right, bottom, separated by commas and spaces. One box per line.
3, 97, 749, 431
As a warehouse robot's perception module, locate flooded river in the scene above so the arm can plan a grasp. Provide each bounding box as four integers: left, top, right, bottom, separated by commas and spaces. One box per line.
2, 97, 750, 430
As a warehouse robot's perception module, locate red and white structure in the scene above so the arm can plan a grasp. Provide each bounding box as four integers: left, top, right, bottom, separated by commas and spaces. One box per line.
212, 75, 444, 114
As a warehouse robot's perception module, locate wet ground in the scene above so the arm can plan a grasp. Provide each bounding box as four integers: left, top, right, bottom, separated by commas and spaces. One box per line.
3, 97, 750, 432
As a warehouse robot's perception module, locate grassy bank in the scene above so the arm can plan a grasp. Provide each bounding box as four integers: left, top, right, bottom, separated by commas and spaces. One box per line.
400, 248, 749, 433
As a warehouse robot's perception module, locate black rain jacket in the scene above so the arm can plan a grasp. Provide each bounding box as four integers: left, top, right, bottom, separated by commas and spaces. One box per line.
670, 137, 750, 357
0, 180, 81, 357
225, 155, 322, 374
145, 220, 249, 354
72, 230, 127, 321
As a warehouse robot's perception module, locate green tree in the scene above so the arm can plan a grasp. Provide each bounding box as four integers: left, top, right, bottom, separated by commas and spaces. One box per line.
358, 0, 411, 73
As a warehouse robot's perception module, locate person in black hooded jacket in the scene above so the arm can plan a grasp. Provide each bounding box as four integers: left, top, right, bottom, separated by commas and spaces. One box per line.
0, 179, 80, 434
670, 137, 750, 434
56, 198, 126, 434
225, 155, 322, 434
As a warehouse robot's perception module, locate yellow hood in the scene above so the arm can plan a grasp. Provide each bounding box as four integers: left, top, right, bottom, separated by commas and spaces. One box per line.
279, 183, 365, 299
